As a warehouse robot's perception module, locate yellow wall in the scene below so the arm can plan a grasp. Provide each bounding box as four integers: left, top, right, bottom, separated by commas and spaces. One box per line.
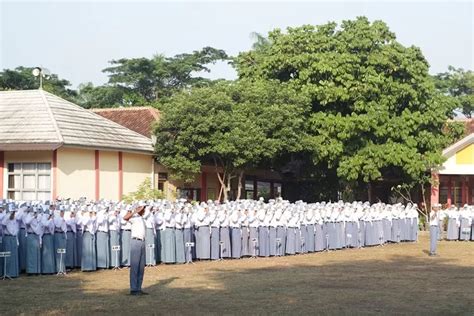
99, 151, 119, 200
4, 151, 52, 162
123, 152, 152, 195
456, 144, 474, 165
57, 147, 95, 200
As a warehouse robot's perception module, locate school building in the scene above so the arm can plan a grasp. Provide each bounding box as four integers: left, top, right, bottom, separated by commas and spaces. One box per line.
0, 89, 282, 202
431, 119, 474, 207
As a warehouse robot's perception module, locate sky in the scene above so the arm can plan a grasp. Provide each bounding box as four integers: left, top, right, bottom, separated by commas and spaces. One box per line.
1, 0, 473, 88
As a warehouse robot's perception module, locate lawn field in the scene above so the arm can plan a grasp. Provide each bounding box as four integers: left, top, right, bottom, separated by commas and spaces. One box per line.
1, 232, 473, 315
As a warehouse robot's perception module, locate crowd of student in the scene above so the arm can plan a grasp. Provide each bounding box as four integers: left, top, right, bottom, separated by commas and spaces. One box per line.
0, 198, 421, 278
433, 205, 474, 241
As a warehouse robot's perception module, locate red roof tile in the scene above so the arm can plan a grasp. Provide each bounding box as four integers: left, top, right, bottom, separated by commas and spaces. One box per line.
92, 107, 160, 138
464, 118, 474, 135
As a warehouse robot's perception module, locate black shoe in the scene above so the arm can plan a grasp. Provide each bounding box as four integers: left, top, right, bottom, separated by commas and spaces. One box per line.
139, 291, 149, 295
130, 291, 140, 296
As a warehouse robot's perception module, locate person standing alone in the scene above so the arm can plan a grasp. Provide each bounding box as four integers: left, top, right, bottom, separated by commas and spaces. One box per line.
123, 202, 148, 295
429, 204, 441, 257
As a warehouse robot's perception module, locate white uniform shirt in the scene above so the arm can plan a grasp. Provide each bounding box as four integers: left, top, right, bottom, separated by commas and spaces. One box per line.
130, 215, 146, 240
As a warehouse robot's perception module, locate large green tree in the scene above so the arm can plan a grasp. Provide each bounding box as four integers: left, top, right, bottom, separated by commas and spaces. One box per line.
102, 47, 228, 104
0, 66, 77, 101
236, 17, 463, 200
434, 67, 474, 118
154, 80, 305, 200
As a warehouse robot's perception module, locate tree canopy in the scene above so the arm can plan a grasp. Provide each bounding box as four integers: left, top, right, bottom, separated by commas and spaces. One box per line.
1, 17, 469, 202
434, 67, 474, 118
0, 66, 77, 101
154, 80, 305, 200
235, 17, 464, 191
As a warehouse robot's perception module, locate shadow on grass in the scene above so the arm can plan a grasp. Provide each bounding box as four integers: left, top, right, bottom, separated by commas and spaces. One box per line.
1, 254, 473, 315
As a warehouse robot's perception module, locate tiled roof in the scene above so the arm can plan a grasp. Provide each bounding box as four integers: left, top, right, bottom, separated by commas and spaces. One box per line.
464, 118, 474, 135
0, 90, 153, 153
92, 107, 160, 138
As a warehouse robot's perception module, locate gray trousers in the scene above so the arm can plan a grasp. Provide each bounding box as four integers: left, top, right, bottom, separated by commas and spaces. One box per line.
130, 238, 146, 293
430, 226, 438, 255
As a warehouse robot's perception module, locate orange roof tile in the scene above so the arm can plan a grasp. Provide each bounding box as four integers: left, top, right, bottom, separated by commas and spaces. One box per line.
92, 107, 160, 138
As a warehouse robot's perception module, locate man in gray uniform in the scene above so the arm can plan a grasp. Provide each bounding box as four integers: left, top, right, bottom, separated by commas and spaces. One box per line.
123, 202, 148, 295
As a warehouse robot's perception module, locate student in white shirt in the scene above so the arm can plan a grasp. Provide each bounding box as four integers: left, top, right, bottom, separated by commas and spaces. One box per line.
123, 202, 147, 296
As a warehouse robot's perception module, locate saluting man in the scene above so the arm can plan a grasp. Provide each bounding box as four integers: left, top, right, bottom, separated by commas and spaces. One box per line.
123, 202, 148, 296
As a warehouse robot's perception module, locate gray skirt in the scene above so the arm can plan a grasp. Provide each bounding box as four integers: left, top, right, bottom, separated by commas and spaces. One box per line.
175, 228, 185, 264
306, 224, 315, 252
286, 227, 296, 254
75, 230, 83, 267
54, 232, 67, 272
336, 222, 344, 249
314, 224, 324, 251
460, 218, 471, 241
328, 223, 338, 249
258, 226, 270, 257
19, 228, 27, 271
249, 227, 259, 256
196, 226, 211, 260
96, 231, 109, 268
344, 222, 357, 248
66, 231, 77, 268
446, 219, 459, 240
155, 229, 162, 263
145, 228, 156, 265
230, 227, 241, 258
297, 225, 307, 253
210, 227, 220, 260
26, 233, 41, 274
276, 226, 287, 255
383, 219, 392, 243
184, 227, 194, 262
109, 230, 121, 268
241, 227, 250, 256
42, 234, 56, 274
391, 219, 400, 242
364, 222, 376, 246
162, 228, 176, 263
269, 227, 277, 256
81, 231, 96, 271
121, 230, 131, 266
3, 235, 19, 277
160, 230, 166, 261
220, 227, 232, 258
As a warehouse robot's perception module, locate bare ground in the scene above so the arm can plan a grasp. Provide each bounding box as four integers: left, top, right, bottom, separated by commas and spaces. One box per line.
1, 232, 473, 315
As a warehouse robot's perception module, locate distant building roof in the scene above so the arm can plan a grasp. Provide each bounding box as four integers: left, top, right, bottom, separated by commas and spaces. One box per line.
0, 90, 153, 153
92, 106, 160, 138
463, 118, 474, 135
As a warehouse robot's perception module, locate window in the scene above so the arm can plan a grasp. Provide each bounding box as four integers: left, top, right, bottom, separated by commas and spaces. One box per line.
177, 188, 201, 201
7, 162, 51, 200
439, 187, 448, 205
245, 180, 255, 200
257, 181, 271, 201
273, 182, 282, 198
157, 172, 168, 192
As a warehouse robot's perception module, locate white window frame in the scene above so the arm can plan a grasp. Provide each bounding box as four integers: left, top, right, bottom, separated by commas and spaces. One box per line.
6, 162, 52, 200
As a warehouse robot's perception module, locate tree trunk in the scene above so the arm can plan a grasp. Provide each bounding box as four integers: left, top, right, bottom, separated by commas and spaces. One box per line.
367, 182, 373, 203
420, 183, 429, 231
216, 171, 226, 202
236, 170, 244, 200
225, 174, 231, 201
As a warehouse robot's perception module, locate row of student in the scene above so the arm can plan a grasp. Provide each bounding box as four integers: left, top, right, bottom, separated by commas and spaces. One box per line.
434, 205, 474, 241
0, 198, 419, 278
